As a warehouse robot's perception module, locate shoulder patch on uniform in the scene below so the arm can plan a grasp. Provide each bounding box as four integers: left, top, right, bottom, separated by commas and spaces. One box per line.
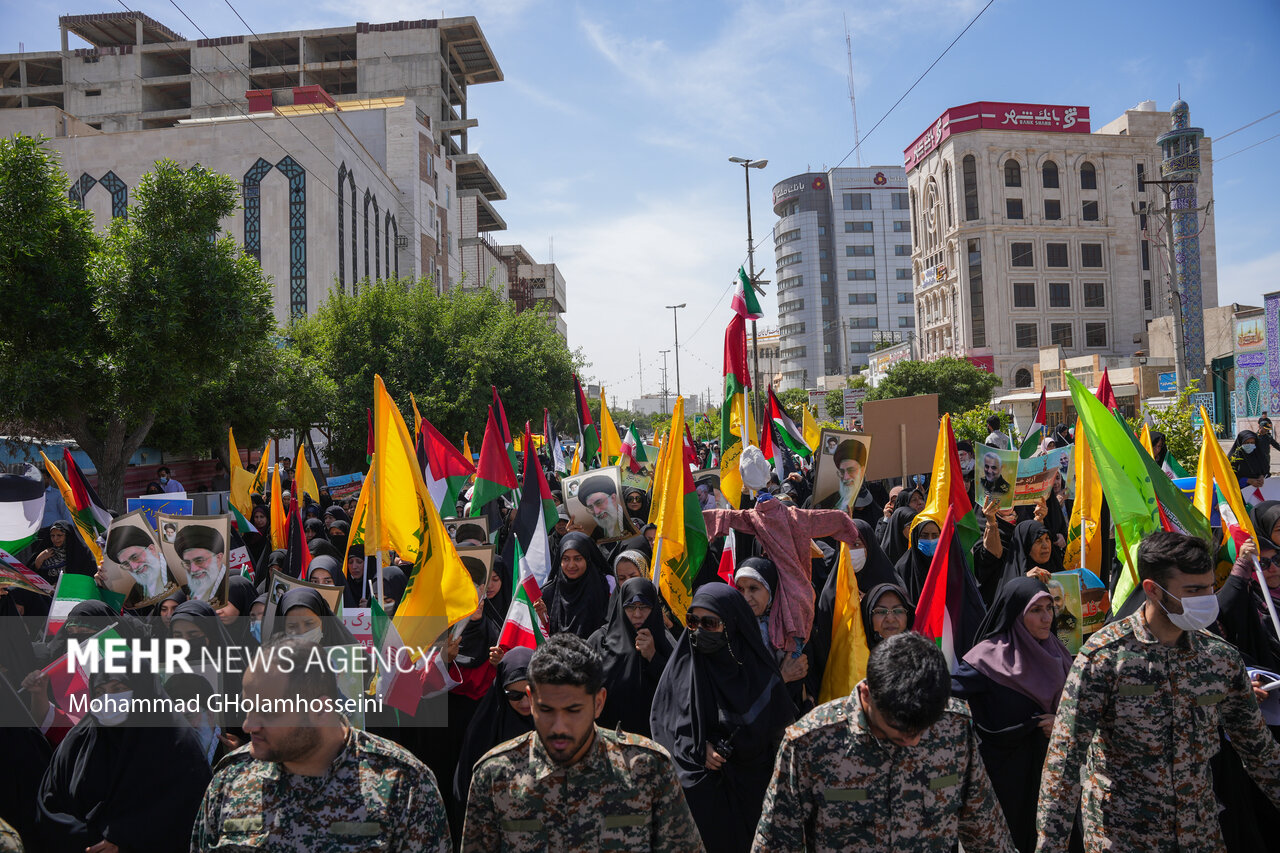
605, 729, 678, 762
1077, 620, 1129, 656
944, 697, 972, 718
354, 729, 428, 772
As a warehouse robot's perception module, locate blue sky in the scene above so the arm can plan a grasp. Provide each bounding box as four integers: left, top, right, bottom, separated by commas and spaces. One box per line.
8, 0, 1280, 406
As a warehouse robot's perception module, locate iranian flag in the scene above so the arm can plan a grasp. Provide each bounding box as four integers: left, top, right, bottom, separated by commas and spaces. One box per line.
41, 622, 121, 723
573, 373, 601, 470
43, 572, 124, 640
0, 473, 44, 553
544, 409, 568, 475
421, 418, 475, 515
913, 507, 986, 672
1018, 387, 1048, 459
620, 423, 648, 474
371, 598, 458, 716
498, 425, 555, 651
0, 548, 55, 595
732, 266, 764, 320
718, 314, 753, 508
469, 406, 518, 519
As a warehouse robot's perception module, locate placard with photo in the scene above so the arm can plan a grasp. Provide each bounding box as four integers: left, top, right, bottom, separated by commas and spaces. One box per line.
812, 430, 872, 512
443, 517, 490, 545
102, 509, 182, 607
562, 466, 637, 542
1049, 571, 1084, 654
157, 514, 231, 606
261, 569, 345, 644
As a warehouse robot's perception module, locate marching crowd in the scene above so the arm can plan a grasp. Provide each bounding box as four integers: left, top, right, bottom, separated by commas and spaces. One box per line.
0, 417, 1278, 853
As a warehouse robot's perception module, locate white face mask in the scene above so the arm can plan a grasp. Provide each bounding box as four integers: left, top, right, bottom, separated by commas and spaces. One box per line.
849, 548, 868, 573
1154, 583, 1219, 632
94, 689, 133, 726
1242, 444, 1257, 454
290, 625, 323, 645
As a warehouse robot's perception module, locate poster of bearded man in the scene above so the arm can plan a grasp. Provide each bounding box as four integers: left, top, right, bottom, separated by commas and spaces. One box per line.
563, 466, 637, 543
102, 510, 182, 606
813, 430, 872, 512
157, 514, 231, 606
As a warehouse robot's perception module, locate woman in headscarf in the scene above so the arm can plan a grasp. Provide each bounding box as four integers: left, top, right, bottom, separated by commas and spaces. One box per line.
650, 584, 797, 853
1148, 429, 1168, 469
878, 505, 917, 565
307, 538, 341, 562
860, 582, 916, 648
590, 577, 674, 737
733, 558, 813, 711
36, 600, 148, 668
303, 517, 327, 543
147, 587, 188, 638
951, 576, 1074, 853
218, 574, 259, 647
326, 519, 350, 558
612, 548, 649, 584
1230, 430, 1268, 489
451, 647, 534, 816
970, 497, 1059, 606
377, 564, 409, 618
623, 487, 650, 527
896, 515, 940, 603
307, 553, 346, 591
36, 667, 211, 853
274, 588, 357, 647
255, 548, 289, 591
453, 554, 510, 684
31, 521, 95, 581
544, 531, 613, 639
169, 599, 245, 734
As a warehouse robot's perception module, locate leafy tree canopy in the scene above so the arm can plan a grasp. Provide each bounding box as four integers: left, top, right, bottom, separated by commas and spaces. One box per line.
866, 357, 1001, 416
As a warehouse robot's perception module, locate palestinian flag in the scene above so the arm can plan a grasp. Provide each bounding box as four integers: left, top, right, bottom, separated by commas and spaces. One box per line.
544, 409, 568, 475
732, 266, 764, 320
0, 473, 44, 553
421, 419, 475, 516
371, 598, 457, 716
284, 500, 313, 580
651, 396, 709, 623
762, 416, 803, 479
0, 548, 55, 595
469, 407, 518, 519
43, 572, 124, 639
1095, 368, 1119, 411
719, 314, 753, 508
522, 422, 559, 532
1194, 406, 1258, 581
573, 374, 601, 470
913, 414, 981, 570
40, 451, 104, 564
620, 423, 648, 474
498, 425, 555, 651
913, 506, 987, 672
1019, 387, 1047, 459
763, 386, 811, 463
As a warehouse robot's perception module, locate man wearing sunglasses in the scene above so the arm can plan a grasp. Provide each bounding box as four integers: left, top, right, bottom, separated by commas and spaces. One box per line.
461, 634, 703, 852
752, 632, 1016, 852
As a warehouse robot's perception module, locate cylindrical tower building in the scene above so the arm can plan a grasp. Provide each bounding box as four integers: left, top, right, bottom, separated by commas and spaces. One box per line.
1158, 99, 1206, 383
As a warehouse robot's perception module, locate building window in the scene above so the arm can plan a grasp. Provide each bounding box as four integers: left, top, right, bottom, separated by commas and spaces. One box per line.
1136, 163, 1145, 192
1046, 243, 1068, 267
1014, 368, 1034, 388
1004, 159, 1022, 187
1143, 279, 1152, 311
1085, 322, 1107, 347
898, 292, 913, 304
846, 221, 873, 232
850, 341, 875, 353
968, 237, 986, 347
893, 220, 911, 232
819, 249, 828, 260
775, 228, 801, 246
1042, 160, 1059, 188
1006, 198, 1024, 219
1080, 161, 1097, 190
820, 272, 829, 283
847, 269, 876, 280
1050, 322, 1073, 348
1011, 242, 1034, 267
778, 252, 803, 268
895, 245, 911, 256
818, 225, 826, 235
1084, 282, 1105, 307
1044, 199, 1061, 220
892, 192, 910, 209
1049, 282, 1071, 308
944, 162, 954, 226
1141, 240, 1150, 271
1013, 283, 1036, 308
1082, 200, 1099, 221
1015, 323, 1039, 349
779, 298, 805, 315
848, 293, 877, 304
849, 317, 878, 328
846, 245, 874, 256
778, 274, 803, 292
821, 296, 830, 306
896, 269, 912, 280
899, 316, 915, 328
844, 192, 871, 210
1080, 243, 1103, 267
963, 154, 979, 220
86, 89, 101, 97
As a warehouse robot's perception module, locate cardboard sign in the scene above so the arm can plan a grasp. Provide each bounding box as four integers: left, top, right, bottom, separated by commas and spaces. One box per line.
813, 430, 872, 511
861, 395, 940, 480
342, 607, 374, 653
0, 549, 54, 595
102, 509, 183, 607
157, 514, 231, 607
975, 444, 1071, 509
563, 466, 638, 543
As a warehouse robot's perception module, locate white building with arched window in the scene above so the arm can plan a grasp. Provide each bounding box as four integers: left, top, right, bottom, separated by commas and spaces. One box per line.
903, 100, 1218, 391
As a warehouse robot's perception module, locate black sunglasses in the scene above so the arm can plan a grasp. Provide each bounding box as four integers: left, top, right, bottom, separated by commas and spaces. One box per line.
685, 614, 724, 631
504, 689, 526, 702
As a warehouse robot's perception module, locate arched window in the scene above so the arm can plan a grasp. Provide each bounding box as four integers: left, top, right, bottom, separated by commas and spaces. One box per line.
1014, 368, 1033, 388
943, 162, 954, 227
1042, 160, 1059, 188
1247, 376, 1262, 416
1080, 161, 1097, 190
962, 155, 979, 220
910, 188, 919, 248
1004, 159, 1021, 187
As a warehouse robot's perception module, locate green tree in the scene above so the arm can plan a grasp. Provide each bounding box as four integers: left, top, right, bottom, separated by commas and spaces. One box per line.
825, 390, 845, 421
1126, 381, 1203, 472
0, 141, 277, 509
777, 387, 811, 417
291, 278, 578, 471
953, 405, 1013, 447
866, 357, 1001, 416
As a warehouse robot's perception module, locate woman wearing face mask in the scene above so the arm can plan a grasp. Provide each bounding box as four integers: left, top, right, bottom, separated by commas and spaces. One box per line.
36, 668, 211, 853
247, 594, 268, 644
217, 574, 259, 647
275, 588, 357, 648
543, 532, 613, 640
1230, 430, 1268, 490
733, 559, 812, 711
896, 517, 943, 603
450, 647, 535, 829
169, 599, 245, 734
878, 505, 917, 565
590, 577, 675, 737
952, 577, 1076, 853
650, 584, 797, 853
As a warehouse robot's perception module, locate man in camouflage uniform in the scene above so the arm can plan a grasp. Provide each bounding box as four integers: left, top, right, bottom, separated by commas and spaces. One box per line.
751, 632, 1016, 852
461, 634, 703, 852
190, 636, 450, 852
1036, 531, 1280, 853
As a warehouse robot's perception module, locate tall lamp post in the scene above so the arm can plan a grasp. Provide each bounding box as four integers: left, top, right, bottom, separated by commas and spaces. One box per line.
667, 303, 686, 405
730, 156, 767, 424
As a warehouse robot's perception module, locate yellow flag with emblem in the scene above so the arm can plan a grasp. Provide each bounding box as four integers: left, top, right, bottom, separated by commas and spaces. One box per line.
818, 542, 870, 703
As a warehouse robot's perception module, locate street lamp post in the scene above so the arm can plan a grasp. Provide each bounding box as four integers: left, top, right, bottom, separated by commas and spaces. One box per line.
730, 156, 767, 423
666, 303, 686, 404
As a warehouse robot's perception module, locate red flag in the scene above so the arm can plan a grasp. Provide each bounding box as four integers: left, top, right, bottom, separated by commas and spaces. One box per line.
366, 408, 375, 466
492, 386, 514, 447
1095, 368, 1119, 412
471, 406, 519, 514
913, 507, 987, 672
285, 500, 312, 579
684, 423, 699, 468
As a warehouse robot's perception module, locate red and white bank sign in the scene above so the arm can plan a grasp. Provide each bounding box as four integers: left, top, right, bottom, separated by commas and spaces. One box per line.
904, 102, 1091, 171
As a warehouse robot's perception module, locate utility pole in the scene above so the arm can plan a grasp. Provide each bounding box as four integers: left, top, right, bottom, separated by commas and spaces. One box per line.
666, 303, 686, 402
730, 157, 768, 421
659, 350, 671, 417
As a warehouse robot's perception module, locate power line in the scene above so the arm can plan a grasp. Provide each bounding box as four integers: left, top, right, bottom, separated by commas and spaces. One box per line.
832, 0, 997, 170
1215, 107, 1280, 142
1215, 130, 1280, 163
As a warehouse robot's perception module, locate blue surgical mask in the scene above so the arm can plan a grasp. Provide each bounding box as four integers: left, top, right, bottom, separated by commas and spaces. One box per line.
917, 538, 939, 557
249, 620, 262, 642
1243, 444, 1257, 454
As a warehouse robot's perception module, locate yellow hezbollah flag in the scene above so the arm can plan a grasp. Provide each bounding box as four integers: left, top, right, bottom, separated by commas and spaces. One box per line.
599, 390, 623, 466
294, 444, 320, 505
818, 542, 870, 703
410, 392, 424, 439
1194, 407, 1257, 545
650, 396, 708, 624
803, 403, 821, 453
227, 428, 256, 519
39, 452, 103, 564
1065, 417, 1105, 573
570, 444, 582, 477
1139, 423, 1155, 457
461, 431, 473, 465
269, 451, 287, 551
371, 375, 477, 645
251, 440, 272, 497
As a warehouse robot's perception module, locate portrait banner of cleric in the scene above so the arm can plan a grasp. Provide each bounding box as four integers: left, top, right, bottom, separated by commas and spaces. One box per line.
157, 513, 231, 606
563, 465, 637, 542
813, 429, 872, 512
102, 509, 181, 606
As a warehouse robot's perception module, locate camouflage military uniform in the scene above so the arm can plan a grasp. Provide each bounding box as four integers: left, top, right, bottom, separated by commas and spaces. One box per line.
750, 689, 1017, 852
1035, 608, 1280, 853
461, 725, 704, 852
190, 725, 450, 852
0, 817, 21, 853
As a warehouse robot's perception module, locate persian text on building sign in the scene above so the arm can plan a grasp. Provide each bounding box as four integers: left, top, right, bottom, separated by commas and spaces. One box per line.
912, 115, 952, 162
1002, 106, 1079, 129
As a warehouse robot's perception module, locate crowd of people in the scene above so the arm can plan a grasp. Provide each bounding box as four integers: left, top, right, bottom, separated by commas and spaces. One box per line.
0, 415, 1278, 852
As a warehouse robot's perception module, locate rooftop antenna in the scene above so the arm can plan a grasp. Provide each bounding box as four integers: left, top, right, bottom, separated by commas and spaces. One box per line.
845, 14, 863, 168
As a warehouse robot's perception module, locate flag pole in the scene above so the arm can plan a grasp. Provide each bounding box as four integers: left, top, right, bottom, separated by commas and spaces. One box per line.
1253, 555, 1280, 644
